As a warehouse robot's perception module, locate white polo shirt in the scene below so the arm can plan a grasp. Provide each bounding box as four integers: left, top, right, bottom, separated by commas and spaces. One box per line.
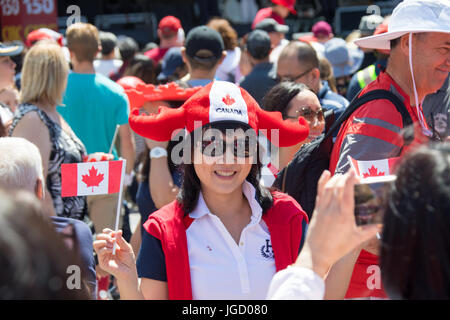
187, 181, 277, 300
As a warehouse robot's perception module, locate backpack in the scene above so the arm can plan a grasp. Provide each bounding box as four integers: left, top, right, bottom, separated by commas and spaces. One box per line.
272, 89, 414, 219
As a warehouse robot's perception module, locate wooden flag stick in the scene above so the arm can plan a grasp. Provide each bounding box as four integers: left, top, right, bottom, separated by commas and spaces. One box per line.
113, 158, 127, 255
108, 125, 120, 155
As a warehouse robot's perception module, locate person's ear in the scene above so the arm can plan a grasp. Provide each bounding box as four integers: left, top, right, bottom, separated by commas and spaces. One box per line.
218, 50, 227, 65
35, 178, 43, 200
312, 67, 321, 80
399, 34, 410, 56
180, 47, 188, 64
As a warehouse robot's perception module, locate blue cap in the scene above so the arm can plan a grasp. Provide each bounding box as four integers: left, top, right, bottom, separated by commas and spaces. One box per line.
157, 47, 184, 82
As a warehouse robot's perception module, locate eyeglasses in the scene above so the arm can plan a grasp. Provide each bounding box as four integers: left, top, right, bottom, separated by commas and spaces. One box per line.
285, 107, 324, 123
198, 136, 257, 158
277, 67, 314, 83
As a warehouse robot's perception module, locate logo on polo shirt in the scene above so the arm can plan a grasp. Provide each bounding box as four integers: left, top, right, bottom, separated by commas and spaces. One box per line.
260, 239, 274, 259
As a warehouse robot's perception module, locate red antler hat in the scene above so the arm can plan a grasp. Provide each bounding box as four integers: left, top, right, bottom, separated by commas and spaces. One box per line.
129, 81, 309, 147
124, 82, 202, 110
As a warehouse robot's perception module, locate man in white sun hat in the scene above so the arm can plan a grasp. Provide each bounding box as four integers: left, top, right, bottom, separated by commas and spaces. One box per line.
326, 0, 450, 300
265, 0, 449, 301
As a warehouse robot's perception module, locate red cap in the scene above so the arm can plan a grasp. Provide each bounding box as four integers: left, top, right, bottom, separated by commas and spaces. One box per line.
312, 21, 332, 38
26, 28, 63, 48
129, 81, 309, 147
271, 0, 297, 15
158, 16, 182, 36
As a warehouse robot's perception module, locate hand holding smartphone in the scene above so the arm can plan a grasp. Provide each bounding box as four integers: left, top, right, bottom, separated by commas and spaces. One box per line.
354, 175, 396, 226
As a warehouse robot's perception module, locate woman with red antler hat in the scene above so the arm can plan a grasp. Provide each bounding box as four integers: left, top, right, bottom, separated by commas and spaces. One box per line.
94, 80, 310, 299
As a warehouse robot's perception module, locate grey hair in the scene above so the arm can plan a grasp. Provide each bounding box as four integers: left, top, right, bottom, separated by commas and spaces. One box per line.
0, 137, 44, 193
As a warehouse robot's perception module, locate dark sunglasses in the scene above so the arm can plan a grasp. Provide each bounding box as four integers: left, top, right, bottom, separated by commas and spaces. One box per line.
277, 67, 314, 83
285, 107, 324, 123
198, 136, 257, 158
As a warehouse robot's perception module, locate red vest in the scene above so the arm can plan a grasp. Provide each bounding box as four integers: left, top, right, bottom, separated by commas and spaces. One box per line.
143, 191, 308, 300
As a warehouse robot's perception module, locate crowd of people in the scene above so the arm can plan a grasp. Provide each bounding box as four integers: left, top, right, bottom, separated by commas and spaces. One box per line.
0, 0, 449, 300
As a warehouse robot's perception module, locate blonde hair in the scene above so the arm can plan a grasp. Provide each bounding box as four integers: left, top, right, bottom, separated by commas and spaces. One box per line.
20, 41, 68, 107
66, 22, 100, 63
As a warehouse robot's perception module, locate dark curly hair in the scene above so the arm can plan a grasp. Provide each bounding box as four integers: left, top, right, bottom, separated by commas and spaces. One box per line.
381, 142, 450, 299
176, 122, 273, 214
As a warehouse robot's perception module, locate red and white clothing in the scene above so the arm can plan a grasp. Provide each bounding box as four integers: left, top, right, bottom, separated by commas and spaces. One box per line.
252, 8, 285, 29
329, 71, 428, 299
138, 181, 308, 300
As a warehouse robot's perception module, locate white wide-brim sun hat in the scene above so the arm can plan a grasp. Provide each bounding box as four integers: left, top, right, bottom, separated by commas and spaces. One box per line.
355, 0, 450, 50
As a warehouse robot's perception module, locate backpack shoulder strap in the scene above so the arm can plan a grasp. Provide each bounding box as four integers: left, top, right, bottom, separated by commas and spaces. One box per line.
324, 89, 413, 140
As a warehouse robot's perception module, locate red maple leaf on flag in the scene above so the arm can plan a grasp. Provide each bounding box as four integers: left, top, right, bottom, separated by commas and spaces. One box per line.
82, 166, 104, 192
363, 165, 385, 178
222, 94, 235, 106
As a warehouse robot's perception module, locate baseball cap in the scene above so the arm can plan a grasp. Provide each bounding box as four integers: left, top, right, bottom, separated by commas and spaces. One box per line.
185, 26, 224, 61
312, 21, 332, 38
26, 28, 64, 48
0, 42, 23, 57
157, 47, 184, 82
271, 0, 297, 15
159, 16, 182, 36
246, 30, 272, 60
255, 18, 289, 34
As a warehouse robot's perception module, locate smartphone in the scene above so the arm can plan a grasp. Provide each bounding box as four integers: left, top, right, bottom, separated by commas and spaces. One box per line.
354, 175, 396, 226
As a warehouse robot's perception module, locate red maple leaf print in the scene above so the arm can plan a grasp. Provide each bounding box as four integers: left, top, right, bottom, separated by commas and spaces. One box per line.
82, 166, 104, 192
362, 165, 385, 178
222, 94, 235, 106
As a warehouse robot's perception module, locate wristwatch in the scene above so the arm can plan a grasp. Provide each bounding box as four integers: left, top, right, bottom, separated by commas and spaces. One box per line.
150, 147, 168, 159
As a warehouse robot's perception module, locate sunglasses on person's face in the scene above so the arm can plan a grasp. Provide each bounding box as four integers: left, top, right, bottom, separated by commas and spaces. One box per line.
277, 67, 314, 83
285, 107, 324, 123
199, 136, 257, 158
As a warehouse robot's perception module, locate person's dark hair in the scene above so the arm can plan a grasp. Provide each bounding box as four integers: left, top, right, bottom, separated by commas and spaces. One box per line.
0, 114, 6, 137
206, 17, 238, 51
381, 142, 450, 299
118, 36, 139, 62
176, 122, 273, 214
123, 54, 159, 84
262, 81, 312, 117
318, 56, 337, 93
390, 33, 427, 51
186, 54, 220, 71
0, 190, 91, 299
99, 31, 117, 56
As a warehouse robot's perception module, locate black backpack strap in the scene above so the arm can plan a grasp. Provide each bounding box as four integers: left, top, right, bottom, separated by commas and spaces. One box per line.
324, 89, 414, 142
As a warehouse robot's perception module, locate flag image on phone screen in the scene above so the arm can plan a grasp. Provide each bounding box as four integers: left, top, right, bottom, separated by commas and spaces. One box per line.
354, 175, 396, 226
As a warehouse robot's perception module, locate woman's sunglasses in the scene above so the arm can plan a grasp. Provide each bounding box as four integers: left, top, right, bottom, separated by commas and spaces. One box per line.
285, 107, 324, 123
198, 136, 257, 158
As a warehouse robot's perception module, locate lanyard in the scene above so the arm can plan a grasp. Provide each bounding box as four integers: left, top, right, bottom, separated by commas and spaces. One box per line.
408, 33, 433, 137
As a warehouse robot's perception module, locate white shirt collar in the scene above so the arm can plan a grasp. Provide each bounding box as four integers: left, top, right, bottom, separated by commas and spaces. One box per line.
189, 180, 263, 222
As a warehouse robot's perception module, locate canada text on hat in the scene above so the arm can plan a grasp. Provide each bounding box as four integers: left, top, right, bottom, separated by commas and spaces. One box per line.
128, 81, 309, 147
185, 26, 224, 61
355, 0, 450, 50
159, 16, 182, 36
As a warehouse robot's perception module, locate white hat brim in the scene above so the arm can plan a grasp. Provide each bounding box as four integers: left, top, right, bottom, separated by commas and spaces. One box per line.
354, 29, 450, 50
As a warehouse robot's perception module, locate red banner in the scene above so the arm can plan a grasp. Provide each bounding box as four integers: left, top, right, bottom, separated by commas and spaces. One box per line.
1, 0, 58, 42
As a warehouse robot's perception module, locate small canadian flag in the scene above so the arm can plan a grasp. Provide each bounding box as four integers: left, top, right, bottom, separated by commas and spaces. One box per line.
61, 160, 124, 197
348, 156, 400, 179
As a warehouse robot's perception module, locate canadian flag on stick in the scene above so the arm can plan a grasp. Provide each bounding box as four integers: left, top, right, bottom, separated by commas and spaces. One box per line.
61, 160, 124, 197
347, 156, 400, 179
